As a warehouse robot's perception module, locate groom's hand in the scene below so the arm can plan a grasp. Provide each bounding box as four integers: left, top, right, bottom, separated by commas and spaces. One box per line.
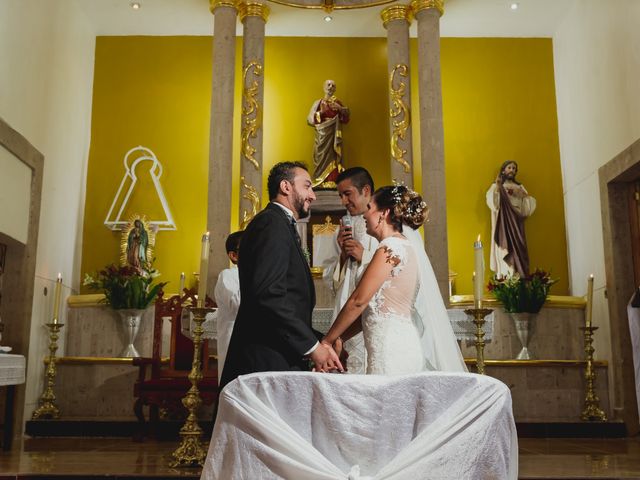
311, 343, 344, 373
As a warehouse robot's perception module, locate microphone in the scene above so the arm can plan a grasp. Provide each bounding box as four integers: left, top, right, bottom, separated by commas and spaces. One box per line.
341, 214, 352, 239
341, 215, 355, 261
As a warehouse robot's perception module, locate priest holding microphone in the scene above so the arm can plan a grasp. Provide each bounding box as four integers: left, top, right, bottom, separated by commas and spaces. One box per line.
326, 167, 378, 373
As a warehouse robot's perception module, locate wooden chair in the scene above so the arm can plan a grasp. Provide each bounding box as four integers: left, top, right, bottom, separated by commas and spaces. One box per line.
133, 289, 218, 439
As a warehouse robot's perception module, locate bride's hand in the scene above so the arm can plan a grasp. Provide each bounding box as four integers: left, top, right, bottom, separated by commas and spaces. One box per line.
333, 337, 349, 369
311, 342, 344, 373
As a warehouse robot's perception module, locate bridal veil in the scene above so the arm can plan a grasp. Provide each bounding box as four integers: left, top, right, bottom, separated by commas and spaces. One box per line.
405, 227, 468, 372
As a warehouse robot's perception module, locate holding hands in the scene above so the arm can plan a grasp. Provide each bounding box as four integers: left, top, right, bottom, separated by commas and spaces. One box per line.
311, 342, 344, 373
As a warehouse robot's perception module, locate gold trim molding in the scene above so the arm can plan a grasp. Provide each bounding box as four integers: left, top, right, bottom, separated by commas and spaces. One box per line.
462, 359, 608, 368
240, 176, 260, 229
312, 216, 338, 236
389, 64, 411, 173
380, 5, 412, 28
450, 294, 587, 310
241, 61, 263, 170
310, 267, 324, 278
47, 355, 219, 365
210, 0, 241, 13
410, 0, 444, 16
70, 293, 586, 310
267, 0, 395, 11
238, 2, 270, 22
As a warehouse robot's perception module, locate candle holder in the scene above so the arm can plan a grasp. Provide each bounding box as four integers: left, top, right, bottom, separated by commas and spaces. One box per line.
170, 306, 212, 468
464, 308, 493, 375
580, 325, 607, 422
32, 323, 64, 419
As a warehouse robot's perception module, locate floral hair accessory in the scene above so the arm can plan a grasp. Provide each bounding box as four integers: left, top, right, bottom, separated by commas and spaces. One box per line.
390, 180, 406, 206
391, 180, 426, 215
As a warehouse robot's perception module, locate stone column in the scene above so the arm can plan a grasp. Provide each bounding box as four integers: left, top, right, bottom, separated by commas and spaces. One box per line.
411, 0, 449, 303
238, 2, 269, 229
381, 5, 414, 187
208, 0, 239, 289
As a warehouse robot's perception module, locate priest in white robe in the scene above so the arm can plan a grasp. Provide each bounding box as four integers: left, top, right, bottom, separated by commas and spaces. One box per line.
325, 167, 377, 373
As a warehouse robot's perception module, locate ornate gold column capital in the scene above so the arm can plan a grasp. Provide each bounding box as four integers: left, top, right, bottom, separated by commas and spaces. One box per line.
238, 2, 270, 22
410, 0, 444, 17
381, 5, 413, 28
209, 0, 240, 14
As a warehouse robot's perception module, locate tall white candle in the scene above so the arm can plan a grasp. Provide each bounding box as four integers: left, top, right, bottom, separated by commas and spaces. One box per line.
473, 235, 484, 309
179, 272, 185, 294
197, 233, 210, 308
52, 273, 62, 324
585, 274, 594, 328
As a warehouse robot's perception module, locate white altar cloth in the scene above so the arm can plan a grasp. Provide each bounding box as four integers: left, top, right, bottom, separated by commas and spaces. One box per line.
203, 371, 518, 479
0, 354, 25, 386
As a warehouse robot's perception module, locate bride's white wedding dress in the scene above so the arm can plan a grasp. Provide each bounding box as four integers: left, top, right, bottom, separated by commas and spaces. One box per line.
362, 232, 467, 375
363, 236, 424, 374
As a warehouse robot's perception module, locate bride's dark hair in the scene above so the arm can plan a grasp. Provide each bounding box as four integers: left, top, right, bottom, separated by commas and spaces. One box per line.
373, 185, 429, 231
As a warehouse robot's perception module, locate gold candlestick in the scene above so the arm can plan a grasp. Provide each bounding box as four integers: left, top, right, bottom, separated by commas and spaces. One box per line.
464, 308, 493, 375
32, 322, 64, 419
170, 306, 212, 468
580, 325, 607, 421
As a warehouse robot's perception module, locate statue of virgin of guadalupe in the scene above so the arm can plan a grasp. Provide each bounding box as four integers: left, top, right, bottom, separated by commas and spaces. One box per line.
126, 219, 149, 271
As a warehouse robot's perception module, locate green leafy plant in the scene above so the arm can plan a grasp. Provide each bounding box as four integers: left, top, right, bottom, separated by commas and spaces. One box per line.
487, 269, 558, 313
83, 263, 166, 310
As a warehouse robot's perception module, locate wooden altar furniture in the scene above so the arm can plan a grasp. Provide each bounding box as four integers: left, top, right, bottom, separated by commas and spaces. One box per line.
132, 290, 218, 438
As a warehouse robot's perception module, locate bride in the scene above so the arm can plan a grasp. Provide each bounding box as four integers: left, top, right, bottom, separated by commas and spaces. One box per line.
319, 185, 466, 375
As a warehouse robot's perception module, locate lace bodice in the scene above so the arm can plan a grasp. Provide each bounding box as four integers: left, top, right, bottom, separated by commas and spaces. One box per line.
367, 236, 418, 319
362, 236, 424, 375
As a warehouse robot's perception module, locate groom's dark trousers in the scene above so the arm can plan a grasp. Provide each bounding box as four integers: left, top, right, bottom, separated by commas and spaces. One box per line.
220, 202, 319, 390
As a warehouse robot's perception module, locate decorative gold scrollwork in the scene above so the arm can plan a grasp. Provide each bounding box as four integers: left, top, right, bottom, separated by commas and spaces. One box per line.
241, 61, 263, 170
240, 176, 260, 229
389, 64, 411, 173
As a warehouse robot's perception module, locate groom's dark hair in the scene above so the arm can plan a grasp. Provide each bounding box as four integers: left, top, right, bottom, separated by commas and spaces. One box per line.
268, 161, 308, 200
336, 167, 374, 193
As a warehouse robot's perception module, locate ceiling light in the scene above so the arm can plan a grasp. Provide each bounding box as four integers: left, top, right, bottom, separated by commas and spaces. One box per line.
324, 15, 332, 22
131, 2, 141, 9
510, 3, 519, 10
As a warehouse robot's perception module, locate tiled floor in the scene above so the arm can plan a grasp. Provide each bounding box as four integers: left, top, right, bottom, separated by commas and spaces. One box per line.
0, 437, 639, 478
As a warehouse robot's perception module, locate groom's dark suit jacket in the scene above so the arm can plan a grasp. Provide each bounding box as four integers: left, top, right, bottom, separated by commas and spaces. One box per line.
220, 202, 318, 389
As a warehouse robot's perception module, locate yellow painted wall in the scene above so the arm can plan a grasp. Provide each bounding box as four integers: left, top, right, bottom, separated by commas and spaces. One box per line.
83, 37, 219, 292
81, 36, 568, 295
435, 38, 568, 295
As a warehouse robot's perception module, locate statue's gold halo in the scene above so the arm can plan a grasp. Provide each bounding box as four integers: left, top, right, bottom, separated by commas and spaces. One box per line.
120, 215, 156, 269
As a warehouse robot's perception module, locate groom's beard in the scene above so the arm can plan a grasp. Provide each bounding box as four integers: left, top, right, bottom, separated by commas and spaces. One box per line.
292, 191, 309, 219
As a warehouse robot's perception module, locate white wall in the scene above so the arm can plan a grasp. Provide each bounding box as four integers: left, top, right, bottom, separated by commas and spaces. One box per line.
553, 0, 640, 393
0, 0, 96, 413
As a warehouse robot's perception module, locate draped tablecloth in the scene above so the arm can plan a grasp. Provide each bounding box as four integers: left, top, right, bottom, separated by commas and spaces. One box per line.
202, 371, 518, 479
0, 354, 25, 386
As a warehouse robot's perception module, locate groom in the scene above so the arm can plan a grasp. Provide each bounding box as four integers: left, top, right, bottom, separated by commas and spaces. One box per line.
220, 161, 343, 389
